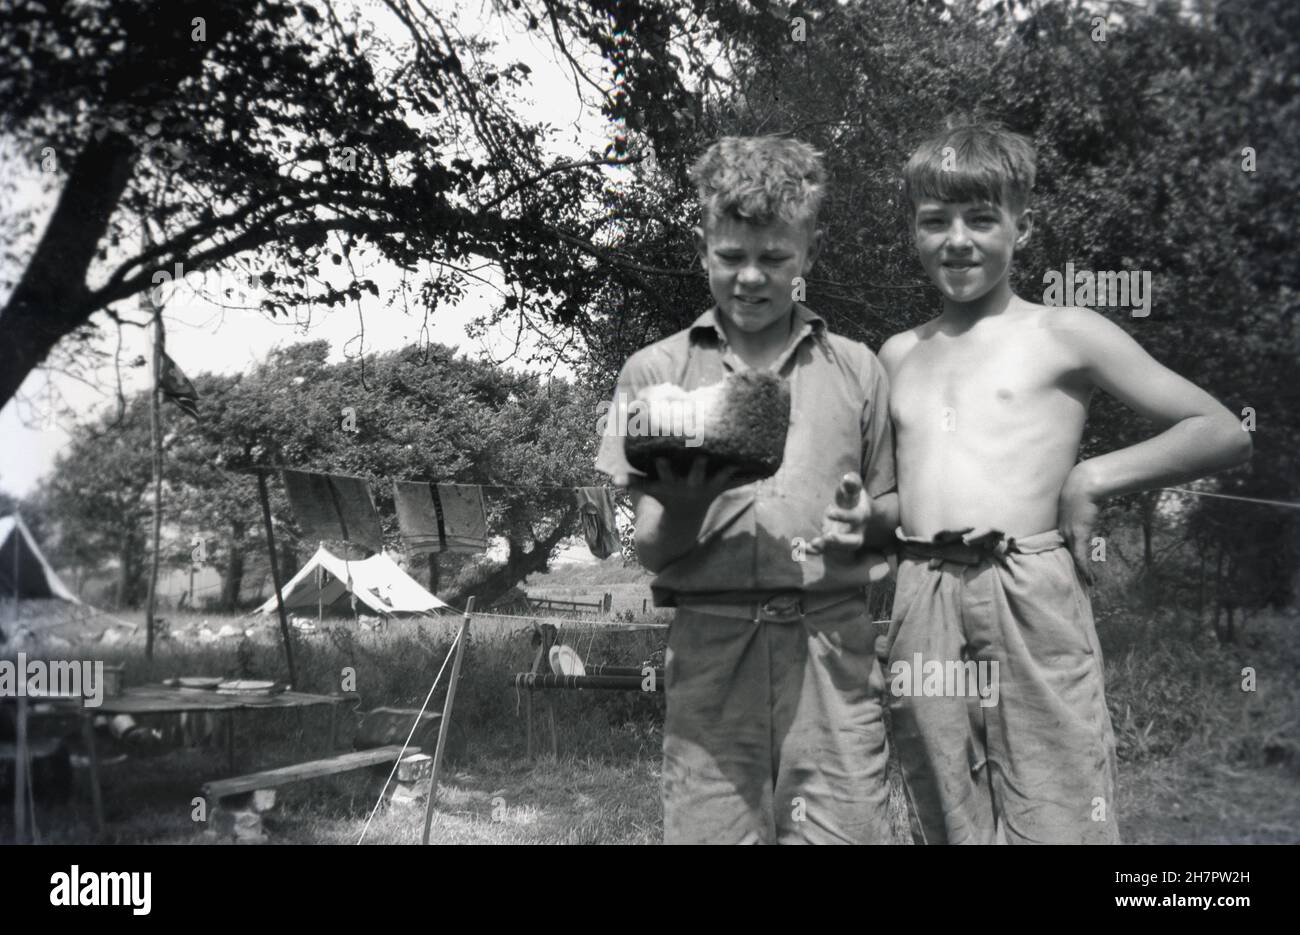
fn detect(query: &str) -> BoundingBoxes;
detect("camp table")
[37,684,349,834]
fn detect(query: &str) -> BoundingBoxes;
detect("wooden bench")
[200,707,459,841]
[202,745,412,800]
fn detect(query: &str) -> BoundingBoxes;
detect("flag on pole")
[159,351,200,419]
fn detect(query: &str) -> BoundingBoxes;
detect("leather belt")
[674,589,866,623]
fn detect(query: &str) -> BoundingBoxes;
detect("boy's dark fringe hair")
[903,118,1037,214]
[689,135,827,228]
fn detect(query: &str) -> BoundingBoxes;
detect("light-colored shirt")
[595,304,895,605]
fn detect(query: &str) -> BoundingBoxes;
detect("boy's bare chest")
[890,333,1068,431]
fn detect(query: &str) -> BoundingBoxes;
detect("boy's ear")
[694,226,708,270]
[804,227,824,272]
[1014,209,1034,252]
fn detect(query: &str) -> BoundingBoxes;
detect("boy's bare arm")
[1058,307,1252,571]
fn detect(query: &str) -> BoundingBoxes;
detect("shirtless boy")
[879,122,1252,844]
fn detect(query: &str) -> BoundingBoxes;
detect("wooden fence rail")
[525,592,612,615]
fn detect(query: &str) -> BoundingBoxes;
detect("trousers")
[663,593,891,844]
[884,529,1120,844]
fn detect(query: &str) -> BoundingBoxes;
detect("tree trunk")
[1140,492,1156,571]
[1218,603,1237,645]
[1196,549,1206,632]
[0,1,242,407]
[115,550,130,610]
[1220,553,1238,645]
[442,509,576,610]
[117,532,145,609]
[0,135,137,407]
[1212,545,1227,643]
[221,520,247,611]
[426,552,440,595]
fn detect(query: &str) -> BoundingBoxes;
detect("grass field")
[2,558,1297,845]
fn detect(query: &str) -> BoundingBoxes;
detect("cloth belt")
[673,589,867,623]
[896,527,1066,570]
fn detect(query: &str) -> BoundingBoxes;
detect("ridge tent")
[0,514,80,604]
[253,546,450,618]
[0,514,135,646]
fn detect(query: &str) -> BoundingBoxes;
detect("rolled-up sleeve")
[859,354,897,499]
[594,349,665,483]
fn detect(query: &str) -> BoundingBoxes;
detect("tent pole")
[12,511,29,843]
[256,470,297,689]
[143,274,164,662]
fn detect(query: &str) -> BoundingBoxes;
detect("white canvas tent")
[253,546,450,617]
[1,514,135,646]
[0,514,80,604]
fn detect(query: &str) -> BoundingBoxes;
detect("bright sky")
[0,0,612,498]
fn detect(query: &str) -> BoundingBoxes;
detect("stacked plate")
[175,676,222,693]
[216,679,282,696]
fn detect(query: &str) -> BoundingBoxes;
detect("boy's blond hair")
[903,121,1036,215]
[689,136,827,229]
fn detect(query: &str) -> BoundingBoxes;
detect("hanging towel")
[393,481,489,554]
[436,484,490,552]
[574,487,621,559]
[393,480,444,556]
[282,469,383,554]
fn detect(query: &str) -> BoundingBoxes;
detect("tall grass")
[5,577,1295,843]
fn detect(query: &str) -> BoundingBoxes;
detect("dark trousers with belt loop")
[662,591,891,844]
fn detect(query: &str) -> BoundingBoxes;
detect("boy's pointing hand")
[808,473,871,557]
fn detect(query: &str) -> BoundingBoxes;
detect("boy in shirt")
[596,136,898,844]
[880,122,1252,844]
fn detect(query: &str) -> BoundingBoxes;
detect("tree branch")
[479,155,643,211]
